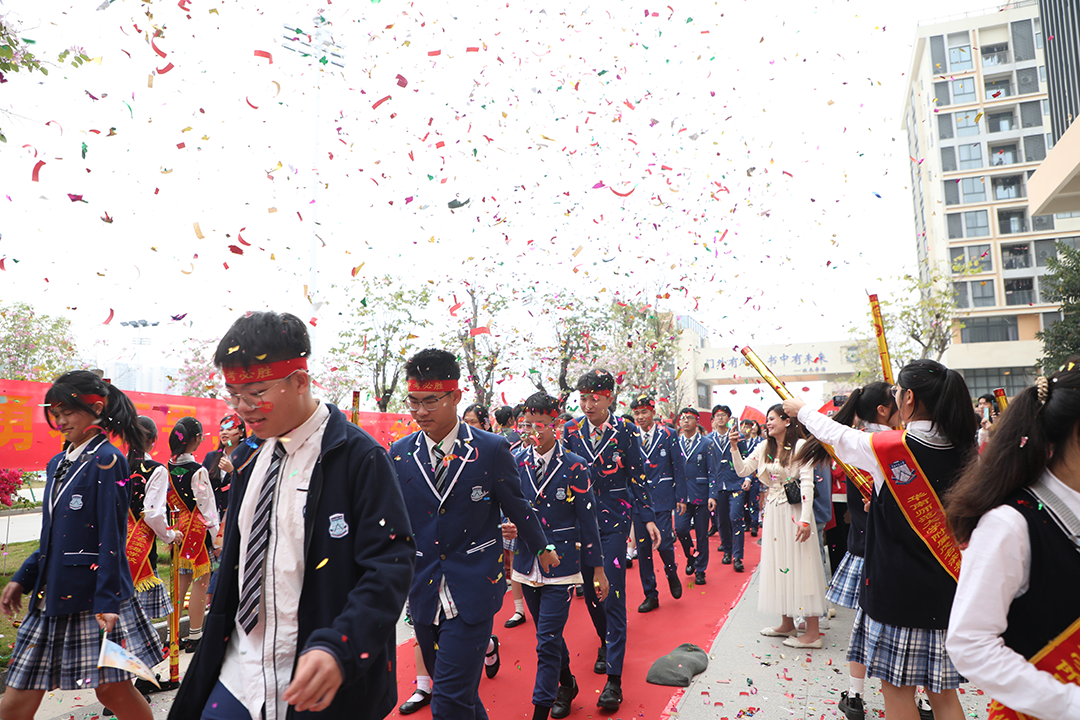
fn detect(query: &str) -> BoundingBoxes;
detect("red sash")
[845,463,874,503]
[125,510,161,591]
[167,485,211,577]
[870,431,962,582]
[988,616,1080,720]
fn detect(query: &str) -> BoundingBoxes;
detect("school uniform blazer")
[13,435,134,616]
[561,414,654,529]
[673,433,712,505]
[391,423,548,627]
[707,432,751,496]
[639,425,677,513]
[171,404,416,720]
[511,444,603,578]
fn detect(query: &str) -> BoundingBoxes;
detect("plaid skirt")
[135,580,174,620]
[825,552,863,609]
[7,596,164,691]
[846,609,965,693]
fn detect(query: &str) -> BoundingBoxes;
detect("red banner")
[0,379,418,471]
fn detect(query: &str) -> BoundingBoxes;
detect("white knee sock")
[850,675,864,696]
[417,675,432,693]
[515,598,525,615]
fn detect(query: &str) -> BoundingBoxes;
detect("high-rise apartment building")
[902,0,1079,397]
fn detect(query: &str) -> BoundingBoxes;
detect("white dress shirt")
[947,471,1080,719]
[139,454,178,542]
[425,420,462,624]
[220,402,330,720]
[512,445,580,587]
[149,454,219,541]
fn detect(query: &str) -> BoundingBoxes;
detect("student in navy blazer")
[506,392,608,720]
[672,408,714,585]
[392,350,555,720]
[629,395,683,613]
[560,370,659,712]
[707,405,751,573]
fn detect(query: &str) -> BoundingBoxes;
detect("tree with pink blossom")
[0,302,83,382]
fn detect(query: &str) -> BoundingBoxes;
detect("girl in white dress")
[730,404,828,649]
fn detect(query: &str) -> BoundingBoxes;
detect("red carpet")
[390,534,762,720]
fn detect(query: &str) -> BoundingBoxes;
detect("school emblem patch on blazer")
[69,494,83,511]
[471,486,486,502]
[556,487,567,501]
[328,513,349,538]
[889,460,916,486]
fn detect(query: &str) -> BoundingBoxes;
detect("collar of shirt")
[640,425,653,445]
[863,422,892,433]
[588,412,610,435]
[274,402,330,457]
[425,419,462,462]
[536,444,557,468]
[65,434,98,461]
[172,453,196,464]
[905,419,945,440]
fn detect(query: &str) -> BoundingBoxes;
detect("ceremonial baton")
[868,294,894,385]
[993,387,1009,413]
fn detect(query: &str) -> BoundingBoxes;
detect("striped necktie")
[536,457,546,483]
[432,444,447,495]
[237,442,285,634]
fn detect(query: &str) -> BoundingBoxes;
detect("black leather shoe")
[180,637,200,654]
[597,681,623,710]
[721,552,732,565]
[838,691,865,720]
[485,635,500,678]
[750,528,759,537]
[734,558,744,573]
[695,571,706,585]
[684,557,695,576]
[708,526,718,536]
[668,574,683,599]
[551,677,578,719]
[505,611,527,628]
[916,698,934,720]
[399,690,432,715]
[637,595,660,613]
[593,645,607,674]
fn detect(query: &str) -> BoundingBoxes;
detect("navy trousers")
[582,528,628,676]
[674,502,710,573]
[632,510,676,598]
[716,489,746,560]
[521,584,573,707]
[743,480,761,530]
[200,681,248,720]
[414,613,495,720]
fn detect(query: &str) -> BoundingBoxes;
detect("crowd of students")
[1,311,1076,720]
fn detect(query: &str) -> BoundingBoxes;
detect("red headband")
[80,394,106,406]
[582,389,612,398]
[407,379,459,392]
[222,357,308,385]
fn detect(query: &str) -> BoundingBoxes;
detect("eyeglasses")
[405,391,453,412]
[519,422,554,432]
[222,371,299,410]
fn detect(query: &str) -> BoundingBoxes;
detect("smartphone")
[982,407,991,421]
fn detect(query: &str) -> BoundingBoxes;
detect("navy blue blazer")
[707,431,752,495]
[391,423,547,626]
[511,444,603,578]
[171,404,415,720]
[13,435,134,616]
[638,424,677,513]
[561,413,654,530]
[673,433,712,505]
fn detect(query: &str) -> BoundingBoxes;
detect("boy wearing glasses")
[503,392,608,720]
[391,349,556,720]
[171,311,416,720]
[561,370,658,712]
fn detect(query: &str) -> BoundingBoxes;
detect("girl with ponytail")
[783,359,977,720]
[0,371,159,720]
[945,360,1080,718]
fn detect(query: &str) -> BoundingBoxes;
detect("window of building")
[1039,65,1047,83]
[1048,132,1055,150]
[953,282,969,309]
[1035,31,1043,49]
[1025,134,1048,162]
[956,111,980,136]
[954,78,977,104]
[971,279,996,307]
[981,43,1009,67]
[993,175,1023,200]
[1035,238,1058,266]
[985,76,1012,100]
[990,143,1018,166]
[941,146,957,172]
[960,315,1019,343]
[1032,214,1056,232]
[937,113,954,140]
[1005,277,1035,305]
[965,210,990,237]
[1002,242,1032,269]
[988,111,1014,132]
[944,180,960,206]
[949,45,973,72]
[952,243,992,271]
[1043,311,1062,331]
[999,209,1027,234]
[960,143,983,169]
[960,365,1038,397]
[1043,99,1051,116]
[961,177,986,203]
[1055,211,1080,219]
[1017,67,1040,94]
[1020,101,1043,128]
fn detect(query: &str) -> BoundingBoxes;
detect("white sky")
[0,0,995,402]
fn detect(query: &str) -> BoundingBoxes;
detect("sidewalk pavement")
[673,567,992,720]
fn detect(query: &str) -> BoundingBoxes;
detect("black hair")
[513,403,526,419]
[576,369,615,394]
[463,403,490,430]
[169,416,204,458]
[764,403,803,467]
[524,392,560,416]
[494,405,515,426]
[978,393,995,405]
[218,413,247,449]
[678,407,699,418]
[711,404,732,416]
[404,348,461,382]
[947,357,1080,544]
[214,311,311,371]
[797,381,894,467]
[630,395,655,410]
[557,412,574,422]
[136,416,158,446]
[44,370,146,468]
[897,359,978,454]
